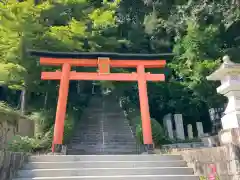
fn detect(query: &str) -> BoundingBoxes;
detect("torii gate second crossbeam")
[30,51,169,153]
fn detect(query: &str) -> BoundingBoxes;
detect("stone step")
[73,128,131,131]
[71,134,134,139]
[68,95,139,155]
[67,149,138,154]
[76,120,129,123]
[71,134,135,138]
[68,145,138,148]
[84,109,123,112]
[70,138,136,143]
[17,167,194,178]
[75,127,132,131]
[23,160,187,169]
[75,124,131,127]
[70,143,137,146]
[67,151,138,155]
[67,147,138,152]
[73,130,133,133]
[71,135,135,139]
[69,142,137,145]
[13,175,199,180]
[69,141,136,144]
[29,155,183,162]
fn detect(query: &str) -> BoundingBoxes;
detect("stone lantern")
[207,55,240,145]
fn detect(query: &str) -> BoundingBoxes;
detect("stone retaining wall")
[170,144,240,180]
[0,151,28,180]
[0,115,34,150]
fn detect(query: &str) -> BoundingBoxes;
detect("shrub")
[28,111,55,138]
[134,116,166,146]
[0,101,22,125]
[7,111,76,153]
[63,114,75,144]
[7,135,42,152]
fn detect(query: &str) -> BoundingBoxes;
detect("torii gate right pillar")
[137,65,154,153]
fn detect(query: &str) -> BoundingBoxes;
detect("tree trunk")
[20,87,26,115]
[44,91,48,109]
[44,81,50,109]
[77,81,81,94]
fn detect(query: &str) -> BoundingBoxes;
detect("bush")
[117,95,167,146]
[7,110,76,153]
[7,135,42,152]
[0,101,22,125]
[134,116,166,146]
[28,111,55,138]
[63,114,75,144]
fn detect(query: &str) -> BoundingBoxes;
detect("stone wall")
[0,151,28,180]
[171,144,240,180]
[0,112,34,150]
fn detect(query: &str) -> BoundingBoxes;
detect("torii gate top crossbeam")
[40,58,166,68]
[29,50,173,60]
[29,50,172,68]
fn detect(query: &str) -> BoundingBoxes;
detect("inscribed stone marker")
[163,114,174,139]
[187,124,193,139]
[196,122,204,137]
[174,114,185,140]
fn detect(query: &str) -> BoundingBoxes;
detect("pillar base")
[143,144,155,154]
[52,144,67,154]
[53,144,63,153]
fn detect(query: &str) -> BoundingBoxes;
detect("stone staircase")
[12,95,199,180]
[67,95,139,155]
[13,154,198,180]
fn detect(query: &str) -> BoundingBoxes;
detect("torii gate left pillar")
[39,56,166,154]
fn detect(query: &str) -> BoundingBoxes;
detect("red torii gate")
[30,50,169,153]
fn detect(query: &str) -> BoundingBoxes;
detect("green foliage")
[63,114,75,144]
[0,101,20,116]
[7,112,75,153]
[171,19,224,107]
[134,116,166,146]
[0,101,23,125]
[0,63,25,89]
[117,93,166,146]
[199,175,220,180]
[7,135,42,153]
[29,111,55,138]
[7,110,54,153]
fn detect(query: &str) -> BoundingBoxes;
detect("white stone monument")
[207,55,240,130]
[163,114,174,139]
[174,114,185,140]
[196,122,204,137]
[187,124,194,139]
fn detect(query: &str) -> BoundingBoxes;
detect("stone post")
[174,114,185,140]
[207,55,240,145]
[196,122,204,138]
[187,124,194,139]
[163,114,174,139]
